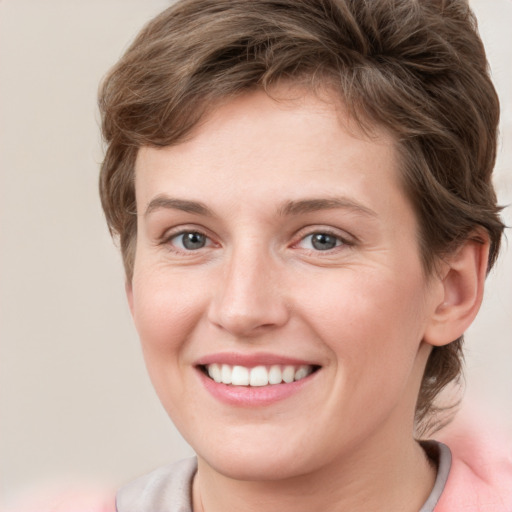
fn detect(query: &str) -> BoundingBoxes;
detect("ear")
[423,233,490,347]
[125,279,135,316]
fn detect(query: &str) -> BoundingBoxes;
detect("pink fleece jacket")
[5,415,511,511]
[435,413,512,511]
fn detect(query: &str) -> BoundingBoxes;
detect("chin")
[202,452,311,482]
[194,432,326,482]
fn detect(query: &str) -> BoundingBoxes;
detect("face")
[129,88,443,481]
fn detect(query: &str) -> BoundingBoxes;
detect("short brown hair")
[98,0,504,432]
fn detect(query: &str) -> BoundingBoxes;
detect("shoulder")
[434,411,512,511]
[116,457,197,512]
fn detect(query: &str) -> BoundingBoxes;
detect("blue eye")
[171,231,209,250]
[299,232,343,251]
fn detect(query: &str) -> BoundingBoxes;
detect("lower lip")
[197,368,317,407]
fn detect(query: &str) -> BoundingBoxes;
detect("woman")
[98,0,511,509]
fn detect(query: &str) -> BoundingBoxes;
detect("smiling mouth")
[199,363,320,387]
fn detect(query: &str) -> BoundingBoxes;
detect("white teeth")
[221,364,232,384]
[268,365,282,385]
[205,363,315,386]
[294,365,310,381]
[249,366,268,386]
[231,365,250,386]
[282,365,295,383]
[208,363,222,383]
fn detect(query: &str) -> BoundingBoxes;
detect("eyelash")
[293,229,353,253]
[159,227,354,255]
[161,229,215,253]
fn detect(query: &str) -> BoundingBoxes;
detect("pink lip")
[194,353,320,407]
[195,352,317,368]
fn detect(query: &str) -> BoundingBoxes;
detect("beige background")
[1,0,511,504]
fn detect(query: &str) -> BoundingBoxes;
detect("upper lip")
[195,352,320,368]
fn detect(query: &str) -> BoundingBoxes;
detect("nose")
[207,245,290,338]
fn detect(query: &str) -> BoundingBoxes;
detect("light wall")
[1,0,511,504]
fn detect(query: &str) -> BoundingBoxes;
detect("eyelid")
[159,225,218,252]
[171,231,212,250]
[157,224,355,253]
[297,233,343,250]
[291,226,356,251]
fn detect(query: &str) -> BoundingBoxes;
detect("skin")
[127,87,478,511]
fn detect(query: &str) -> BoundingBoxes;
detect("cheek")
[306,271,429,424]
[130,269,207,356]
[129,271,208,419]
[296,268,429,365]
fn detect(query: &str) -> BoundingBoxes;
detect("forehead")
[134,87,403,205]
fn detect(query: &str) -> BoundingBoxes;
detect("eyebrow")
[144,196,213,217]
[144,195,377,219]
[278,197,377,217]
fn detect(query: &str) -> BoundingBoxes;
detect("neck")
[192,432,436,512]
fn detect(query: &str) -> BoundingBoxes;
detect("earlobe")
[424,233,490,347]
